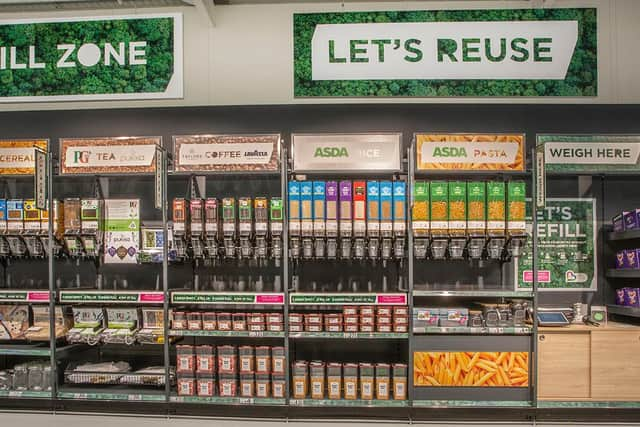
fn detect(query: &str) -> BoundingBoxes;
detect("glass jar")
[28,365,44,391]
[12,365,29,391]
[469,310,484,328]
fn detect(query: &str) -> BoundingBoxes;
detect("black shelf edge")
[608,229,640,241]
[606,269,640,278]
[607,304,640,318]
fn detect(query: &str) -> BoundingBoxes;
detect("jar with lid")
[12,365,29,391]
[42,366,53,392]
[483,304,499,327]
[497,304,513,327]
[469,310,484,328]
[27,365,44,391]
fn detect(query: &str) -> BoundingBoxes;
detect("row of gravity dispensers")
[0,180,525,261]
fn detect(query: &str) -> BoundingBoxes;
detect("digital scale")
[536,311,570,327]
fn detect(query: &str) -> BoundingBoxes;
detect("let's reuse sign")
[294,8,596,97]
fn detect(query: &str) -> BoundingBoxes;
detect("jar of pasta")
[448,181,467,237]
[487,181,506,237]
[507,181,526,236]
[430,181,448,237]
[467,182,486,237]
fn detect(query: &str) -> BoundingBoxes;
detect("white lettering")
[129,41,147,65]
[10,47,26,69]
[105,42,125,66]
[56,44,76,68]
[28,46,45,69]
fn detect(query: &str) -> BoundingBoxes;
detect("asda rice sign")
[0,14,182,102]
[294,8,597,97]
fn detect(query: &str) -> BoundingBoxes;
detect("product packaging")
[300,182,313,237]
[269,197,283,236]
[219,374,237,397]
[6,199,24,232]
[288,181,301,237]
[0,305,29,340]
[325,181,338,237]
[467,182,486,236]
[507,181,527,236]
[239,346,255,373]
[23,199,41,232]
[238,197,253,236]
[379,181,393,236]
[256,374,270,398]
[205,198,219,236]
[375,363,390,400]
[327,363,342,400]
[254,197,268,237]
[190,199,204,237]
[217,345,237,374]
[339,181,352,237]
[392,364,407,400]
[353,181,366,236]
[367,181,380,236]
[176,345,196,374]
[0,199,7,233]
[412,181,429,237]
[359,363,375,400]
[172,198,188,235]
[272,374,286,398]
[439,308,469,327]
[448,181,467,236]
[343,363,358,400]
[616,288,626,305]
[413,308,440,329]
[310,361,325,399]
[196,345,216,373]
[103,199,140,264]
[626,249,640,269]
[292,361,308,399]
[255,346,271,374]
[313,181,326,237]
[197,373,215,397]
[616,251,626,269]
[393,181,406,236]
[240,373,255,397]
[623,209,640,230]
[613,213,627,232]
[430,182,448,237]
[487,182,506,237]
[624,288,640,307]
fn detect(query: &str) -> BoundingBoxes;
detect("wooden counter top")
[539,321,640,332]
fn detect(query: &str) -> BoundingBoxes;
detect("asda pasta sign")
[0,14,182,102]
[294,8,597,97]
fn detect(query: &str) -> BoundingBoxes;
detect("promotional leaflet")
[104,199,140,264]
[60,137,160,175]
[0,140,48,175]
[416,134,525,172]
[294,8,596,97]
[173,134,280,172]
[516,198,597,291]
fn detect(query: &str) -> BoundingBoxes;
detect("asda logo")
[314,147,349,158]
[432,147,467,157]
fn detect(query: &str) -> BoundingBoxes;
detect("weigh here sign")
[294,8,597,97]
[516,198,597,291]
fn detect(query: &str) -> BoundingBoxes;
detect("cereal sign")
[0,139,48,175]
[416,134,525,171]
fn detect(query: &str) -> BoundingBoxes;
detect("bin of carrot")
[413,351,528,387]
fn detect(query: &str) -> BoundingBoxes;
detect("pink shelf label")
[376,294,407,305]
[523,270,551,283]
[138,293,165,303]
[256,294,285,304]
[27,292,50,302]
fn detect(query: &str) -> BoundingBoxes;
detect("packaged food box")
[327,363,342,400]
[377,315,392,325]
[624,209,640,230]
[292,361,308,399]
[240,373,255,397]
[616,288,626,305]
[300,181,313,236]
[507,181,526,235]
[359,363,375,400]
[172,198,188,235]
[467,182,486,236]
[205,198,219,235]
[339,181,353,236]
[392,364,407,400]
[310,361,325,399]
[343,363,358,400]
[269,198,283,236]
[196,345,215,373]
[625,249,640,269]
[176,345,196,373]
[430,181,448,236]
[377,324,392,333]
[413,308,440,328]
[487,181,506,237]
[448,181,467,237]
[271,346,286,374]
[439,308,469,327]
[196,373,215,397]
[23,199,41,232]
[177,374,195,396]
[412,181,429,236]
[272,374,286,398]
[613,213,627,232]
[375,363,390,400]
[219,374,238,397]
[239,346,255,373]
[256,374,270,398]
[624,288,640,307]
[353,181,366,236]
[377,307,392,316]
[616,251,626,269]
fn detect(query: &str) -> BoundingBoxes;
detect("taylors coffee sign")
[294,8,597,97]
[0,139,48,175]
[292,133,402,172]
[60,137,161,175]
[173,135,280,172]
[0,14,182,102]
[416,134,525,171]
[539,135,640,173]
